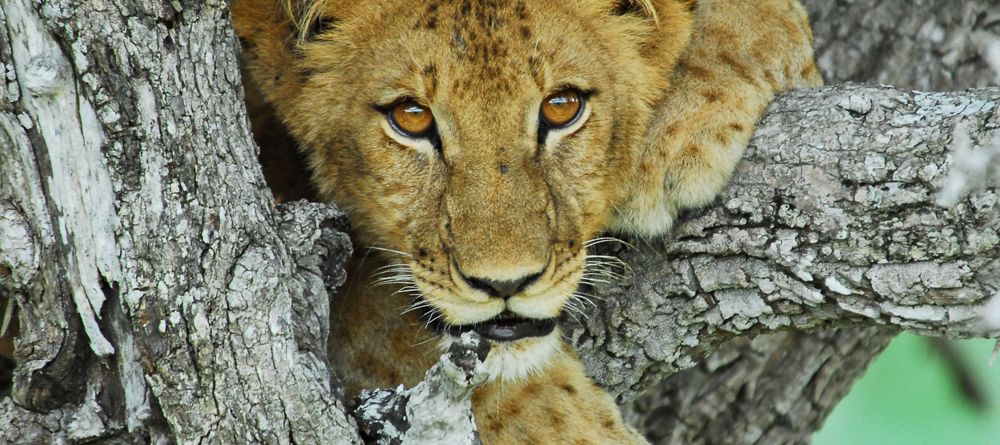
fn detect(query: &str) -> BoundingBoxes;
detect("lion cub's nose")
[463,272,542,299]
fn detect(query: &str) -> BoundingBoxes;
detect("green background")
[813,334,1000,445]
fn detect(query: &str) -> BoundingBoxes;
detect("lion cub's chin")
[440,328,565,382]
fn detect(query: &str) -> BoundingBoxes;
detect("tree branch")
[627,1,1000,443]
[575,84,1000,402]
[625,326,892,445]
[808,0,999,91]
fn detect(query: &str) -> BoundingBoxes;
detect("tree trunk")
[1,0,359,442]
[0,1,997,444]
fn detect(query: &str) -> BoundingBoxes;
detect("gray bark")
[0,1,997,444]
[625,1,1000,443]
[354,332,488,445]
[626,327,892,445]
[617,85,1000,442]
[1,0,359,442]
[809,0,1000,91]
[581,84,1000,402]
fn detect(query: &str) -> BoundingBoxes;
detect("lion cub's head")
[236,0,691,377]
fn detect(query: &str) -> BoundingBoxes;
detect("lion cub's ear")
[232,0,353,116]
[281,0,363,41]
[609,0,694,86]
[233,0,301,101]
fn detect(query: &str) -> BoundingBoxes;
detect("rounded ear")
[611,0,694,82]
[231,0,347,118]
[282,0,347,41]
[232,0,301,102]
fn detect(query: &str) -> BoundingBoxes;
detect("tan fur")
[233,0,820,443]
[612,0,823,235]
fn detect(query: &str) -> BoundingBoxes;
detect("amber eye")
[389,100,434,137]
[540,90,583,128]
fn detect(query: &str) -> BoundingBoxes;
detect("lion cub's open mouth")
[429,311,557,342]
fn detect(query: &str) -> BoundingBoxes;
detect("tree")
[1,0,997,443]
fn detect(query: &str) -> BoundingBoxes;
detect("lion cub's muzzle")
[442,268,557,341]
[431,311,557,342]
[461,270,543,299]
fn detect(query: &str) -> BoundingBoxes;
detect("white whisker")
[572,290,605,302]
[585,254,630,270]
[579,275,612,285]
[411,331,441,348]
[400,299,434,316]
[366,245,413,258]
[369,266,412,278]
[421,311,445,331]
[392,285,421,296]
[562,299,588,324]
[583,268,625,280]
[583,236,635,250]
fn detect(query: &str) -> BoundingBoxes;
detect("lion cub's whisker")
[562,299,589,324]
[583,260,626,273]
[572,290,605,302]
[366,261,416,289]
[584,254,631,270]
[420,310,445,332]
[579,275,612,285]
[372,278,415,288]
[583,236,635,250]
[399,299,433,316]
[583,267,625,281]
[369,270,412,281]
[369,264,411,276]
[392,285,421,295]
[370,272,416,287]
[365,245,413,258]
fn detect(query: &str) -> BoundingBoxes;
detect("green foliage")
[814,334,1000,445]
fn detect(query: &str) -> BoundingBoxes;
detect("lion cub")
[233,0,820,442]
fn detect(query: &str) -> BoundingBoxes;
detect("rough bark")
[354,333,489,445]
[573,84,1000,401]
[622,1,1000,443]
[1,0,359,442]
[808,0,1000,91]
[625,327,892,445]
[0,1,998,444]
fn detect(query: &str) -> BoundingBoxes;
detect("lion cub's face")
[282,0,690,371]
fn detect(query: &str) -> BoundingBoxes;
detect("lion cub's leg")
[611,0,823,236]
[473,348,647,445]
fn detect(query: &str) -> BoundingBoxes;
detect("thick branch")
[807,0,999,91]
[626,326,892,445]
[576,84,1000,402]
[627,2,1000,443]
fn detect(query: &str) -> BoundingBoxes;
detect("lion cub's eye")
[540,90,583,128]
[389,100,435,138]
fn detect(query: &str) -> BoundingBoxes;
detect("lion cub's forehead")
[362,0,601,96]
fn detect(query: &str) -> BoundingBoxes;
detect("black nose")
[463,272,542,299]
